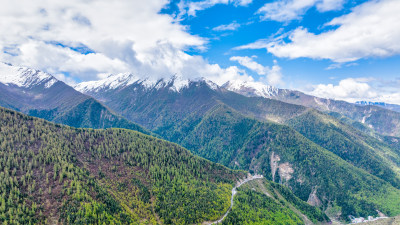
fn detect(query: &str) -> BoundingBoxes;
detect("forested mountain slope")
[0,107,333,225]
[0,63,149,134]
[286,109,400,188]
[76,76,400,220]
[0,107,247,224]
[169,104,400,219]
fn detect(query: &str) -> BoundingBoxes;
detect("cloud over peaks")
[230,56,283,86]
[0,0,254,85]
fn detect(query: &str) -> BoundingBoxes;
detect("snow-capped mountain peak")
[0,62,58,89]
[222,80,279,98]
[74,73,141,93]
[166,74,189,92]
[74,73,221,94]
[196,77,219,90]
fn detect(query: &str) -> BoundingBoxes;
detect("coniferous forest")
[0,107,332,224]
[0,107,243,224]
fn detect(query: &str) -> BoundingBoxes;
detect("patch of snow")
[45,79,57,88]
[204,79,219,90]
[140,78,158,89]
[222,80,279,98]
[168,75,189,92]
[0,62,57,88]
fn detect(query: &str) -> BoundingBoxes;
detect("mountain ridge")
[0,62,150,134]
[0,62,58,89]
[74,75,400,219]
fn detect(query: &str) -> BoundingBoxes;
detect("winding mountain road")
[209,174,264,224]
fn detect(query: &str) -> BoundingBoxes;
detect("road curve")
[209,174,264,225]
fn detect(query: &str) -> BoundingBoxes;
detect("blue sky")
[162,0,400,102]
[0,0,399,103]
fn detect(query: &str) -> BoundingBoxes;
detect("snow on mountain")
[203,79,219,90]
[222,80,279,98]
[75,73,219,93]
[0,61,276,98]
[167,75,189,92]
[0,62,58,89]
[75,73,141,93]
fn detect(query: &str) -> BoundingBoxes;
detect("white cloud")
[309,78,400,104]
[182,0,252,17]
[53,73,78,86]
[317,0,346,12]
[233,28,287,50]
[265,60,283,86]
[230,56,283,86]
[379,93,400,105]
[258,0,316,22]
[234,39,270,50]
[0,0,251,84]
[257,0,345,22]
[213,21,241,31]
[234,0,253,6]
[264,0,400,62]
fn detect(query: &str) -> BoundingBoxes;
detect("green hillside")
[286,109,400,188]
[0,107,332,224]
[76,80,400,221]
[157,104,400,219]
[0,107,245,224]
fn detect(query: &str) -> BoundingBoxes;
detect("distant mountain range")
[0,62,149,134]
[2,63,400,222]
[223,80,400,137]
[76,73,400,137]
[356,101,400,113]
